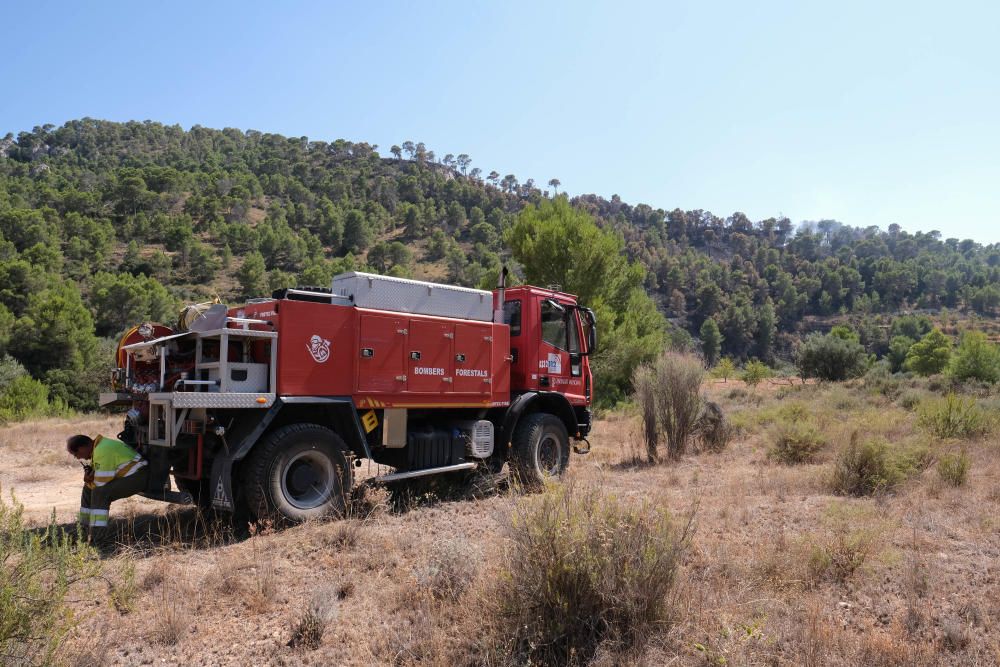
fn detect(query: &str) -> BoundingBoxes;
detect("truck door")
[538,298,587,403]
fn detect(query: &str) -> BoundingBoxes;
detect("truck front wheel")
[511,413,570,489]
[242,424,352,523]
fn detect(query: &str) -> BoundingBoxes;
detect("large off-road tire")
[241,424,353,523]
[510,413,570,490]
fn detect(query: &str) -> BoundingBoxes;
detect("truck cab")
[503,286,595,408]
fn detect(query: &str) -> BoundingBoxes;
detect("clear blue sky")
[2,1,997,243]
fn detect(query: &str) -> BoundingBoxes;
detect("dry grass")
[4,378,994,666]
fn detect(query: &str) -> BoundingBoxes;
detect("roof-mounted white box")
[331,272,494,322]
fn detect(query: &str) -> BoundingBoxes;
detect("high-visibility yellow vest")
[90,435,146,488]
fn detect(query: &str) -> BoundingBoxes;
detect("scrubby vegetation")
[632,351,708,461]
[769,420,827,464]
[917,393,993,439]
[0,492,106,666]
[490,483,689,665]
[937,450,971,487]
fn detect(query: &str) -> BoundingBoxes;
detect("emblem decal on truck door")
[547,353,562,374]
[307,335,331,363]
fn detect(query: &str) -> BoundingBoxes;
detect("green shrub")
[0,375,50,423]
[937,451,970,487]
[917,394,992,439]
[1,491,103,665]
[905,328,952,376]
[741,359,771,388]
[864,360,901,399]
[830,436,901,496]
[796,333,868,381]
[769,421,827,464]
[0,356,28,393]
[949,331,1000,384]
[493,484,689,665]
[711,357,737,382]
[887,335,915,373]
[898,390,925,411]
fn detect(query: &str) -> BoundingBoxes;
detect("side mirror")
[581,307,597,355]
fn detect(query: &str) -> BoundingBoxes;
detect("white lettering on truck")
[413,367,445,376]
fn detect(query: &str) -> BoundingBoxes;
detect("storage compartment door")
[357,312,407,393]
[406,319,454,393]
[454,322,492,395]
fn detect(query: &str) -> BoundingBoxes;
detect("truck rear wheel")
[511,413,570,489]
[242,424,352,523]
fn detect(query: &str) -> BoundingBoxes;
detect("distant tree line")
[0,119,998,413]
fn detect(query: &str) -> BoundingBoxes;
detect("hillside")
[1,119,999,411]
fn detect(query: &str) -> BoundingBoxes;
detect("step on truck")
[100,270,596,521]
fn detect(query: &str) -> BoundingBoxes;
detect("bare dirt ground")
[3,380,999,666]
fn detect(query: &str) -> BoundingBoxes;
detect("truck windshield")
[541,299,568,350]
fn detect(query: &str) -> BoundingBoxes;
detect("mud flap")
[210,456,235,511]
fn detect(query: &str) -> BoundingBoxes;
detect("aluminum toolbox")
[331,272,493,322]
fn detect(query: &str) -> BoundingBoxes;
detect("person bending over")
[66,434,148,542]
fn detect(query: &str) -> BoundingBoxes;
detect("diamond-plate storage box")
[331,272,494,322]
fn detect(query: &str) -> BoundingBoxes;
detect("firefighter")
[66,434,148,542]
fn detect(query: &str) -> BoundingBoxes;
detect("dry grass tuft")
[288,587,339,650]
[413,538,480,602]
[150,580,192,645]
[328,519,362,550]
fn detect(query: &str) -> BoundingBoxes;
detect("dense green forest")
[0,119,998,414]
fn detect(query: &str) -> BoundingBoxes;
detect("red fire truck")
[100,271,596,521]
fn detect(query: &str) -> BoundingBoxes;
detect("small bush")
[711,357,737,382]
[0,355,28,392]
[864,360,901,399]
[917,394,992,439]
[1,491,103,664]
[769,421,827,464]
[905,328,952,376]
[413,538,479,601]
[694,401,732,453]
[796,333,868,381]
[288,587,339,650]
[937,451,970,487]
[830,436,901,496]
[741,359,772,388]
[897,390,925,411]
[630,351,704,461]
[949,331,1000,383]
[806,504,881,583]
[655,352,704,459]
[492,483,690,665]
[807,529,878,583]
[0,375,51,423]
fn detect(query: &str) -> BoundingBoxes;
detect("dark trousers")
[80,467,149,528]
